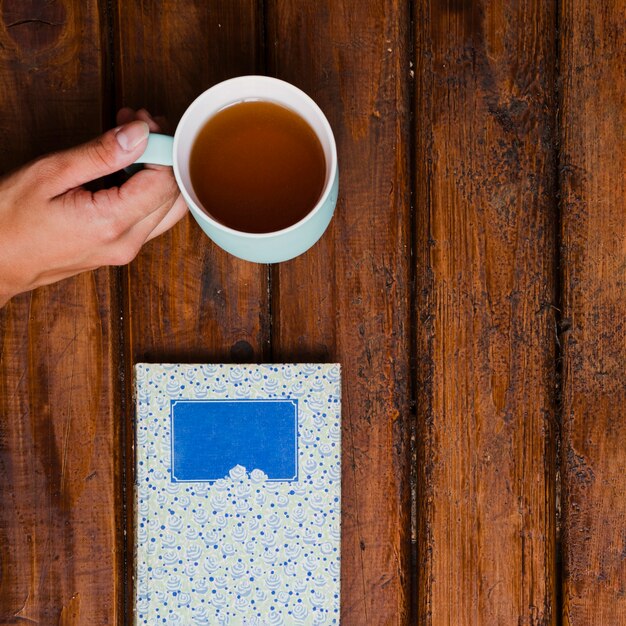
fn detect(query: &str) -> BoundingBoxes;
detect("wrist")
[0,276,17,307]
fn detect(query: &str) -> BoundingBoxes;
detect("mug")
[135,76,338,264]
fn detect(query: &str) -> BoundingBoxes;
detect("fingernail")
[115,121,149,151]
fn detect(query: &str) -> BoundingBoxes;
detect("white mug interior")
[172,76,337,238]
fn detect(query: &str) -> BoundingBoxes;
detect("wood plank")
[266,2,412,622]
[414,2,558,623]
[0,2,121,624]
[559,1,626,623]
[115,3,267,617]
[115,1,267,364]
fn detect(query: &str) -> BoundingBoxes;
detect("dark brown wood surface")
[114,1,268,618]
[0,1,624,624]
[266,1,412,622]
[0,2,121,624]
[414,2,558,623]
[115,0,268,365]
[560,1,626,624]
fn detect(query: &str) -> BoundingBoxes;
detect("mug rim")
[172,75,338,240]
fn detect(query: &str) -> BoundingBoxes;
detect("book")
[134,363,341,625]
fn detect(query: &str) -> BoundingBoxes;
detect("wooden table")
[1,1,624,624]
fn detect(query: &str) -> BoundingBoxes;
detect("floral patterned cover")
[134,363,341,625]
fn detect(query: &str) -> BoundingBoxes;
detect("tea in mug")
[189,101,326,234]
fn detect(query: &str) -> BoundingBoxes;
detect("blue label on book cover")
[171,399,298,482]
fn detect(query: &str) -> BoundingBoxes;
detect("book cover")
[134,363,341,625]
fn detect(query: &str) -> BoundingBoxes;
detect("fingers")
[91,167,180,232]
[117,108,169,171]
[39,121,150,196]
[63,169,179,267]
[136,109,162,133]
[43,109,184,272]
[103,192,187,266]
[145,194,188,241]
[108,194,188,265]
[118,107,162,133]
[116,107,136,126]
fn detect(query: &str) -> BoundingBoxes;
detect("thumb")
[43,120,150,195]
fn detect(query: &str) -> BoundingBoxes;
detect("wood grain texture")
[115,2,267,620]
[266,1,412,622]
[559,1,626,623]
[0,1,121,624]
[414,2,558,623]
[0,2,622,623]
[115,0,268,364]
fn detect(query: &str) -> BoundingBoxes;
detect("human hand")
[0,109,187,306]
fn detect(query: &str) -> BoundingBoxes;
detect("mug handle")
[133,133,174,166]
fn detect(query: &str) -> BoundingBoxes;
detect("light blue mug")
[135,76,338,264]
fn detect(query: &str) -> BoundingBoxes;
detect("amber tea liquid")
[189,100,326,234]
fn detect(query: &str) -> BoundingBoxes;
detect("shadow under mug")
[135,76,338,264]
